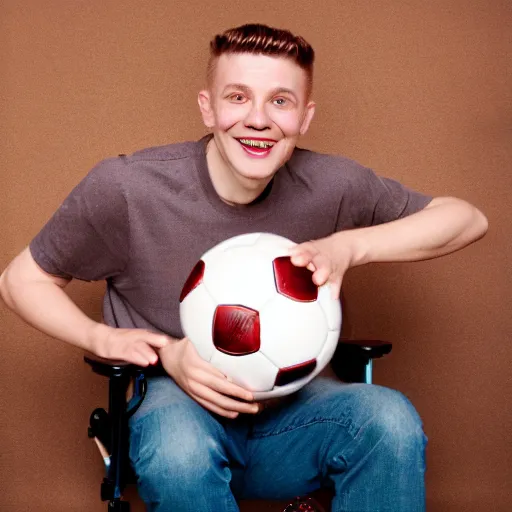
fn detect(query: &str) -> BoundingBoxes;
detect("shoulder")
[286,146,374,187]
[83,139,204,188]
[125,139,204,163]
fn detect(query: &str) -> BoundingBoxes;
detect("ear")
[198,90,215,128]
[299,101,316,136]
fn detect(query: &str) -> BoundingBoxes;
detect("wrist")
[332,229,371,268]
[86,322,114,356]
[158,337,183,377]
[158,335,182,361]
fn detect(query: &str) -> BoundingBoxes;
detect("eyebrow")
[223,83,298,99]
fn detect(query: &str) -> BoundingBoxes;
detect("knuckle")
[187,380,200,395]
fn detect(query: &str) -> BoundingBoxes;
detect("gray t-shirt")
[29,137,432,338]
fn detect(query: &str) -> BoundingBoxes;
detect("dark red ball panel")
[275,359,317,387]
[213,305,261,356]
[179,260,205,303]
[273,256,318,302]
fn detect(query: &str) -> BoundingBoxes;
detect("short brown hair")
[207,24,315,92]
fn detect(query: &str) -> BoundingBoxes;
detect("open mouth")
[237,138,276,158]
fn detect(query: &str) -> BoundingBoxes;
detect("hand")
[89,323,170,366]
[289,233,357,299]
[159,338,261,419]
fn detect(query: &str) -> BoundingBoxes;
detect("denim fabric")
[128,376,426,512]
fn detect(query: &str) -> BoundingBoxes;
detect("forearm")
[0,250,108,352]
[345,196,488,266]
[1,248,172,365]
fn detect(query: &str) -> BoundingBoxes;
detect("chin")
[236,166,277,183]
[233,155,280,176]
[233,155,287,180]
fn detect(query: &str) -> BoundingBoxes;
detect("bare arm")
[290,196,488,294]
[346,196,488,266]
[0,247,169,365]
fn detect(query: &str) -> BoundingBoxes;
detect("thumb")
[289,243,315,266]
[144,332,172,348]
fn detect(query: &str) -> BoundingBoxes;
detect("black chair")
[85,339,392,511]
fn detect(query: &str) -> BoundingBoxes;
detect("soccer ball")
[179,233,342,399]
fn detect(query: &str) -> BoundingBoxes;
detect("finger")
[329,277,343,300]
[192,356,255,401]
[312,266,330,286]
[191,384,257,415]
[186,344,255,402]
[253,402,265,412]
[190,381,259,414]
[290,252,312,267]
[289,242,314,255]
[192,355,233,380]
[307,262,316,272]
[143,333,171,349]
[193,395,239,418]
[124,350,151,367]
[183,339,228,379]
[104,341,147,365]
[132,343,159,366]
[202,372,255,402]
[190,356,244,389]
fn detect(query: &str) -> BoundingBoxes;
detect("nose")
[244,101,271,131]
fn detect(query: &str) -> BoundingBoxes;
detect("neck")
[205,138,271,205]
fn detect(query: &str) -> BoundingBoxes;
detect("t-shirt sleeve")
[29,157,130,281]
[336,165,433,231]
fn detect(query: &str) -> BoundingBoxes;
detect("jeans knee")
[358,386,427,456]
[130,406,229,497]
[323,385,426,510]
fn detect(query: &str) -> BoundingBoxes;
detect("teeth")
[239,139,275,149]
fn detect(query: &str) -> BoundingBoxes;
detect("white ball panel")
[315,330,340,369]
[253,331,340,400]
[317,284,343,331]
[179,285,216,362]
[201,233,261,263]
[210,351,278,392]
[252,232,296,259]
[259,295,328,367]
[203,248,276,310]
[253,376,309,400]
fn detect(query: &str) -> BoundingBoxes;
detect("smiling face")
[198,53,315,204]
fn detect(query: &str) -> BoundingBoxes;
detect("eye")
[273,97,288,106]
[229,93,246,103]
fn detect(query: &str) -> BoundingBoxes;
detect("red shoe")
[282,496,326,512]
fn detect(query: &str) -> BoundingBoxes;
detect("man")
[0,23,487,512]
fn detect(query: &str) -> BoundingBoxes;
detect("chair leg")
[107,499,130,511]
[99,371,131,509]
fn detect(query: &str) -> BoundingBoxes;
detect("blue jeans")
[128,376,426,512]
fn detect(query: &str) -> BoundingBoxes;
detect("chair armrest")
[330,339,392,384]
[84,353,166,378]
[336,339,392,359]
[84,353,137,378]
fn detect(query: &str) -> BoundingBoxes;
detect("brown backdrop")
[1,1,511,511]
